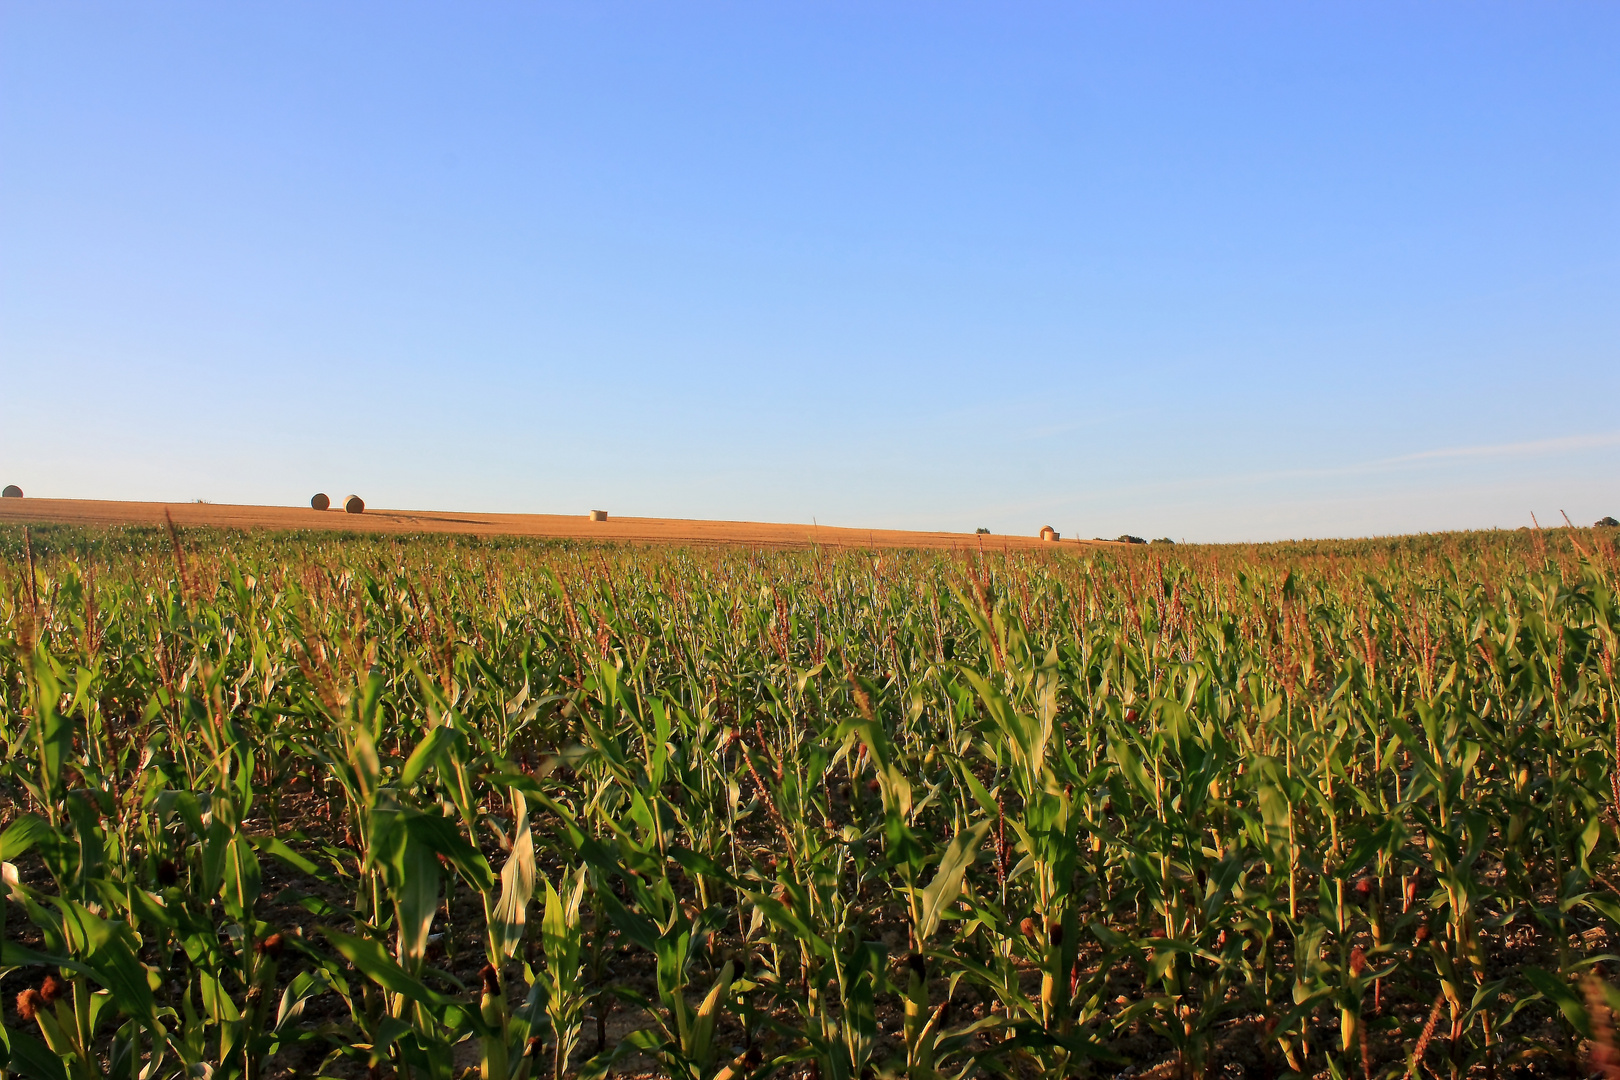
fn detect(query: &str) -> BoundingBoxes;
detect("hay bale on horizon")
[589,509,608,522]
[1,485,21,499]
[345,495,365,514]
[311,493,330,511]
[1039,525,1059,541]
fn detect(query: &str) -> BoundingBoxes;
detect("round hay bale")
[310,492,330,511]
[344,495,365,514]
[1,485,21,499]
[589,509,608,522]
[1039,525,1058,541]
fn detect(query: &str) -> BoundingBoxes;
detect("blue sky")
[2,2,1616,541]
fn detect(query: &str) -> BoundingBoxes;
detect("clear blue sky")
[2,3,1616,541]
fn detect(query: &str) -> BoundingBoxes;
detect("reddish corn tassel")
[16,989,44,1023]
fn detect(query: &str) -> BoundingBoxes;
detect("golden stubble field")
[0,497,1112,551]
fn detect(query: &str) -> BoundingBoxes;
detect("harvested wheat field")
[0,497,1113,551]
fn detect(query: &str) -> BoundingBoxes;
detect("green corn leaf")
[98,881,176,933]
[491,791,535,959]
[1521,966,1590,1036]
[221,833,262,923]
[200,816,231,900]
[376,818,440,970]
[1,940,95,978]
[200,968,243,1023]
[51,900,160,1029]
[0,814,53,861]
[539,875,582,996]
[668,847,742,890]
[402,810,495,894]
[915,821,989,944]
[5,1026,69,1080]
[400,723,456,789]
[24,651,73,804]
[250,835,324,878]
[320,928,464,1014]
[986,1019,1122,1064]
[685,959,734,1066]
[275,969,334,1034]
[745,889,834,959]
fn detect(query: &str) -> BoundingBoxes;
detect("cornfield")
[4,522,1620,1080]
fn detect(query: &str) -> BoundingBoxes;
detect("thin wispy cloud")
[1240,431,1620,486]
[969,431,1620,524]
[1366,432,1620,468]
